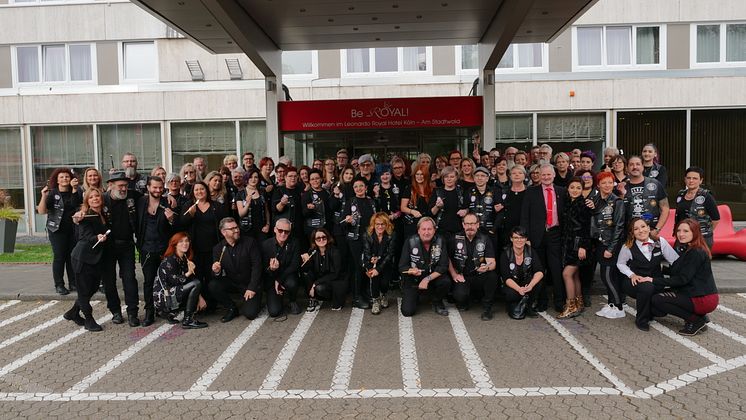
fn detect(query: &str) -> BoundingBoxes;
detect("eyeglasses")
[185,171,195,175]
[511,236,527,240]
[314,235,327,241]
[277,228,291,234]
[222,226,239,231]
[464,221,479,226]
[581,175,593,179]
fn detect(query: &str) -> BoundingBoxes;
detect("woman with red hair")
[649,219,719,336]
[400,163,433,239]
[154,232,208,329]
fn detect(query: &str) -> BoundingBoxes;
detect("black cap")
[107,170,128,183]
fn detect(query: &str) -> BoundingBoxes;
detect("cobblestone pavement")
[1,294,746,419]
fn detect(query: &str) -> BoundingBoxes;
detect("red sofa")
[659,205,746,260]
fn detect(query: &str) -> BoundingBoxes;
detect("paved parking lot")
[1,294,746,419]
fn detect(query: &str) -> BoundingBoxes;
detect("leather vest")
[452,232,488,274]
[238,192,265,233]
[306,190,326,229]
[676,188,713,237]
[103,191,138,238]
[406,234,446,274]
[467,186,496,231]
[504,246,536,286]
[627,240,664,278]
[347,196,376,240]
[45,189,65,233]
[625,177,662,226]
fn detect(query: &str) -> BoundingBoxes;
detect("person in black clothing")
[557,177,592,319]
[272,166,305,246]
[181,181,227,307]
[302,228,346,311]
[675,167,720,248]
[99,171,141,327]
[400,164,432,241]
[38,167,82,295]
[166,173,190,232]
[236,169,271,240]
[67,188,108,332]
[399,217,451,317]
[345,178,378,309]
[498,165,527,253]
[136,176,176,326]
[520,163,566,312]
[430,166,467,239]
[650,219,719,336]
[374,164,401,220]
[355,154,377,197]
[501,226,545,320]
[262,218,302,318]
[619,156,669,241]
[641,143,668,187]
[362,213,397,315]
[154,232,207,329]
[449,213,499,321]
[617,218,680,330]
[329,165,356,295]
[301,169,330,237]
[210,217,263,322]
[553,152,573,188]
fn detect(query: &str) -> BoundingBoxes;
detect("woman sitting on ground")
[500,226,545,320]
[154,232,208,329]
[650,219,719,336]
[301,228,345,311]
[362,212,397,315]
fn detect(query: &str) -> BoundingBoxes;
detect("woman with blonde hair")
[223,154,239,171]
[459,158,476,191]
[362,212,397,314]
[81,167,103,192]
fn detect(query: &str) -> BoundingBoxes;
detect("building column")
[265,74,282,160]
[479,68,496,152]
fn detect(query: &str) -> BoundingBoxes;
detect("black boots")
[220,308,238,323]
[142,309,155,327]
[84,314,103,332]
[63,304,85,326]
[182,313,208,329]
[128,314,140,327]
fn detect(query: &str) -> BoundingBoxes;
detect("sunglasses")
[314,236,327,241]
[277,228,291,234]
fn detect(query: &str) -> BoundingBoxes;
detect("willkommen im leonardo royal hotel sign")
[278,96,483,132]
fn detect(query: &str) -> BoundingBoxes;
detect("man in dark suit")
[520,163,566,312]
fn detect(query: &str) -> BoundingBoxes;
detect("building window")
[0,128,24,211]
[31,125,94,232]
[538,113,607,170]
[282,51,318,77]
[574,25,664,70]
[14,43,95,85]
[457,45,479,73]
[495,114,533,152]
[239,121,267,159]
[171,121,237,171]
[98,124,162,174]
[497,43,547,71]
[341,47,431,76]
[122,41,157,81]
[693,23,746,66]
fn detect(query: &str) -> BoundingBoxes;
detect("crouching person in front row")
[154,232,208,329]
[210,217,263,323]
[262,218,302,318]
[399,217,451,317]
[501,226,545,320]
[301,228,346,312]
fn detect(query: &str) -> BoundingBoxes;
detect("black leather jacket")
[590,192,625,253]
[362,231,397,272]
[562,195,592,251]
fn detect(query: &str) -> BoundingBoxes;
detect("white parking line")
[259,310,319,392]
[738,293,746,300]
[0,301,58,329]
[0,302,100,352]
[447,310,494,390]
[0,313,113,379]
[190,312,268,392]
[67,320,178,392]
[623,306,726,364]
[0,300,21,312]
[398,299,420,390]
[707,322,746,347]
[639,355,746,398]
[717,304,746,320]
[330,308,364,390]
[540,312,636,396]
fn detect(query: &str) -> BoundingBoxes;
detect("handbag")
[509,295,529,320]
[156,275,180,312]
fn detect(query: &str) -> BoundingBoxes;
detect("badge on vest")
[695,196,705,205]
[646,183,657,191]
[484,196,493,205]
[509,263,515,270]
[476,242,485,252]
[54,194,60,200]
[524,257,532,265]
[650,170,659,177]
[650,199,657,207]
[412,247,418,255]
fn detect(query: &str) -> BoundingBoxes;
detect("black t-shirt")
[142,212,162,253]
[625,178,667,220]
[430,187,464,234]
[109,198,134,241]
[193,206,219,252]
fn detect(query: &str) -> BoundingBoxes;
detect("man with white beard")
[101,171,141,327]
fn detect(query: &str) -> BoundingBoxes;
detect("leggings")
[369,266,392,299]
[181,279,202,316]
[596,242,622,309]
[651,291,698,323]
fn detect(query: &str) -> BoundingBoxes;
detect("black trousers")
[651,291,698,323]
[503,281,544,305]
[193,250,214,304]
[622,280,655,326]
[49,229,76,289]
[535,229,564,310]
[209,277,263,320]
[101,240,138,315]
[75,263,101,316]
[305,276,347,309]
[181,279,203,316]
[265,273,300,317]
[367,266,393,299]
[596,243,623,309]
[400,273,451,317]
[348,239,367,302]
[452,271,499,309]
[140,250,164,312]
[579,242,597,298]
[333,232,352,292]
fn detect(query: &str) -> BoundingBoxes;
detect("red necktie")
[545,187,553,227]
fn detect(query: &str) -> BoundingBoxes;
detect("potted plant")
[0,189,21,254]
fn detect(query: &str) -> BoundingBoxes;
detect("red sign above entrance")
[278,96,483,132]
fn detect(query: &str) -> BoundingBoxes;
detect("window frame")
[281,50,319,80]
[118,40,159,83]
[11,43,97,86]
[455,45,479,75]
[495,43,549,73]
[340,46,433,77]
[690,22,746,68]
[572,24,667,71]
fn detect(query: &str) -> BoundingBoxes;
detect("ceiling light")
[185,60,204,81]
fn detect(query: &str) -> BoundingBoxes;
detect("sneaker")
[331,306,343,311]
[679,318,707,336]
[595,304,614,318]
[432,302,449,316]
[306,298,319,312]
[371,299,381,315]
[606,306,626,319]
[380,293,389,308]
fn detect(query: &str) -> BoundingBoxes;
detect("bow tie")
[642,242,653,247]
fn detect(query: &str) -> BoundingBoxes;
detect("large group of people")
[38,141,720,337]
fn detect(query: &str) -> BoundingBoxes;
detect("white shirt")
[616,238,679,279]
